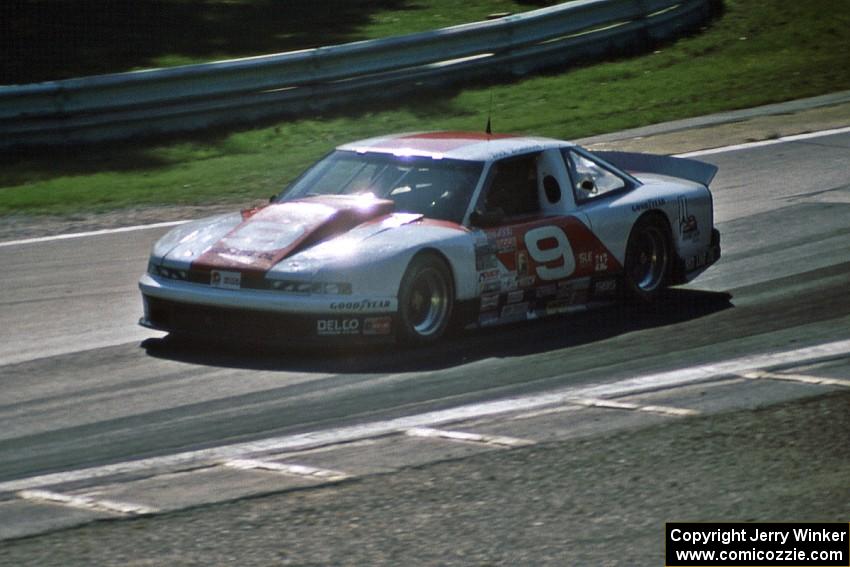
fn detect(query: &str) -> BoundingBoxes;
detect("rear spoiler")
[594,151,718,187]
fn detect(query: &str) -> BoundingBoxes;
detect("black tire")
[623,214,672,302]
[396,253,454,345]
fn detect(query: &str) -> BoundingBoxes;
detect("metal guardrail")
[0,0,715,148]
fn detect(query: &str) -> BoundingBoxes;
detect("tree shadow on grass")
[2,0,415,85]
[141,288,734,374]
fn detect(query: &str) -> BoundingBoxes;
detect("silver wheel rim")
[407,267,450,337]
[629,225,668,292]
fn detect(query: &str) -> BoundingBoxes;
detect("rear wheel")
[623,214,671,302]
[396,253,454,345]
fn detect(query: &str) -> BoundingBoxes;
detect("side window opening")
[563,150,626,203]
[482,154,540,218]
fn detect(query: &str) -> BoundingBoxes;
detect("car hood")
[155,195,426,275]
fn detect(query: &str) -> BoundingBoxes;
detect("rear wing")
[594,151,718,187]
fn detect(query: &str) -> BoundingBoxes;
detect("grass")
[2,0,849,217]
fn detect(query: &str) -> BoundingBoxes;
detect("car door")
[472,150,621,326]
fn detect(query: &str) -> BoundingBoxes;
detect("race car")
[139,131,720,345]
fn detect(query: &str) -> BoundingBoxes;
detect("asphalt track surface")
[1,130,849,490]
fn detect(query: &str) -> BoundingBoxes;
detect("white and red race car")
[140,132,720,345]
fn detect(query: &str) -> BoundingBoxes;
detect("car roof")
[337,131,575,162]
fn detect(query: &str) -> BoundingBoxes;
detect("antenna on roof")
[485,93,493,136]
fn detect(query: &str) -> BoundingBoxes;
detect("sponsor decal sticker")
[594,252,609,272]
[480,293,500,310]
[481,280,501,294]
[593,278,618,295]
[685,250,714,271]
[210,270,242,289]
[545,299,573,316]
[363,317,392,336]
[317,319,361,336]
[507,290,525,304]
[329,299,391,312]
[631,198,666,212]
[535,284,557,298]
[475,240,498,271]
[500,302,529,321]
[478,269,501,294]
[678,196,700,242]
[517,251,528,276]
[478,269,500,282]
[496,236,516,253]
[500,274,518,292]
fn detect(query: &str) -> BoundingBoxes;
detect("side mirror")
[470,208,505,227]
[578,177,596,193]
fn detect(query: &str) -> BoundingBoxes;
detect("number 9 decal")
[524,226,576,281]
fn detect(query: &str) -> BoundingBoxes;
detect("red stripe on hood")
[191,196,395,278]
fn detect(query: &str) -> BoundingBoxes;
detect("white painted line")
[406,427,534,448]
[1,339,848,495]
[567,397,699,416]
[17,489,157,516]
[675,126,850,158]
[0,220,188,248]
[567,398,640,410]
[637,405,700,417]
[224,459,349,481]
[741,371,850,388]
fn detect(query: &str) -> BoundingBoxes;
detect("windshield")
[280,151,484,224]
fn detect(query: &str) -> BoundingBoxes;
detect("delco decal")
[210,270,241,289]
[329,299,391,312]
[317,319,360,336]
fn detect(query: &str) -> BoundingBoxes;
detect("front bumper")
[139,274,397,343]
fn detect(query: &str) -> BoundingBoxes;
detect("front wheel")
[396,253,454,345]
[623,214,671,302]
